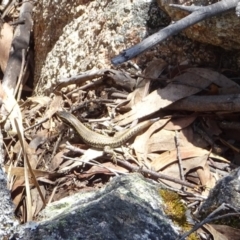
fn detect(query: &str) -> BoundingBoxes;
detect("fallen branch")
[111,0,238,65]
[116,158,197,189]
[55,68,135,91]
[167,94,240,112]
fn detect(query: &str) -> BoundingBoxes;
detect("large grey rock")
[0,167,19,239]
[33,0,156,96]
[21,173,179,240]
[157,0,240,50]
[199,167,240,216]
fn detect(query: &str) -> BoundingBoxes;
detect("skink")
[56,111,158,149]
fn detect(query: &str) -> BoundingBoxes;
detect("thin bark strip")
[2,2,33,94]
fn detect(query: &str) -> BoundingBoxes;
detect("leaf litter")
[2,49,240,237]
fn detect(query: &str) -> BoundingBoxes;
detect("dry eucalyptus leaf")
[147,127,196,153]
[115,70,214,125]
[160,155,208,189]
[196,163,217,197]
[150,146,209,172]
[210,224,240,239]
[163,115,197,130]
[203,224,228,240]
[187,68,240,89]
[133,118,169,162]
[31,186,46,217]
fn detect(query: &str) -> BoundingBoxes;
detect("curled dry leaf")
[196,163,217,197]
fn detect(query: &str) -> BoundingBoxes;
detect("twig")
[175,130,185,190]
[24,117,49,132]
[179,203,240,240]
[167,94,240,112]
[116,158,197,189]
[51,132,63,159]
[111,0,238,65]
[55,68,135,92]
[65,141,86,154]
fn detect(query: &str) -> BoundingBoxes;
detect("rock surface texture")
[0,168,19,239]
[33,0,240,97]
[21,173,179,240]
[33,0,154,96]
[157,0,240,50]
[199,167,240,215]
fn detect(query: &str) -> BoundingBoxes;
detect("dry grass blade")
[14,118,46,221]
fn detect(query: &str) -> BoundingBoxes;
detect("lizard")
[56,110,158,150]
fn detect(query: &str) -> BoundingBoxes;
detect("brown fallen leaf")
[114,70,213,125]
[196,162,216,197]
[203,224,228,240]
[159,155,209,189]
[211,224,240,239]
[31,186,46,217]
[186,68,240,90]
[133,118,169,162]
[147,128,194,153]
[150,146,210,172]
[163,115,197,130]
